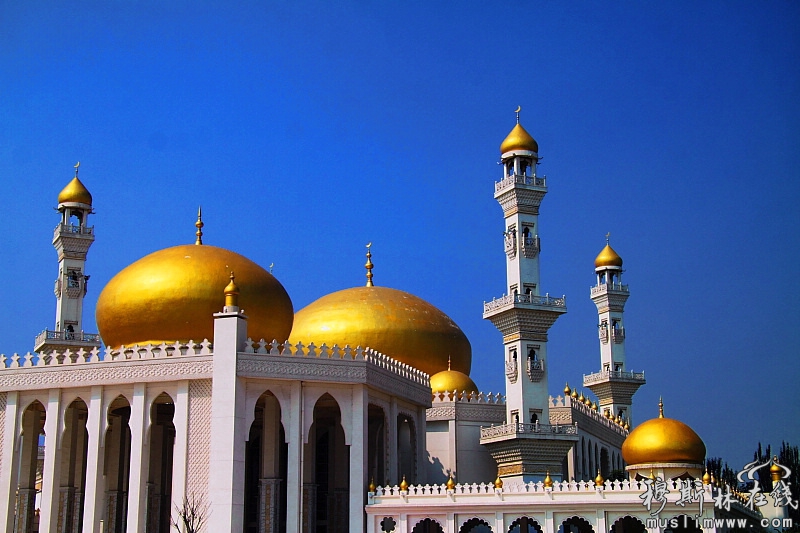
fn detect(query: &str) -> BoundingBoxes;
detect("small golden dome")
[500,123,539,154]
[621,401,706,466]
[592,402,598,411]
[702,470,711,485]
[399,475,408,491]
[368,478,376,492]
[543,471,553,488]
[570,389,578,399]
[595,244,623,268]
[563,383,571,395]
[446,475,455,490]
[494,476,503,489]
[289,286,471,376]
[224,272,240,308]
[595,470,604,486]
[58,176,93,206]
[97,244,293,348]
[770,458,783,483]
[578,392,585,403]
[430,368,478,395]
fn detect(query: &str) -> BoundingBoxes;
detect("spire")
[365,242,374,287]
[606,231,610,245]
[658,397,664,418]
[195,206,204,245]
[224,271,239,309]
[74,161,80,177]
[515,105,521,124]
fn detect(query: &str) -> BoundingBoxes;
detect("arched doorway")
[397,413,416,483]
[305,394,349,533]
[145,392,176,532]
[105,395,132,533]
[663,515,702,533]
[57,398,89,532]
[15,400,46,532]
[244,391,287,533]
[367,404,387,487]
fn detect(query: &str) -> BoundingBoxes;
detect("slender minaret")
[34,163,101,354]
[481,110,576,483]
[584,236,645,423]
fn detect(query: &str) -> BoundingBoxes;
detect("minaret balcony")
[494,173,547,194]
[483,293,566,314]
[480,421,577,440]
[34,329,102,353]
[590,282,629,296]
[54,223,94,239]
[582,369,645,386]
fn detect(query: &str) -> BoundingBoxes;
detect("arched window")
[508,516,543,533]
[558,516,594,533]
[663,515,702,533]
[413,518,445,533]
[460,517,493,532]
[610,516,646,533]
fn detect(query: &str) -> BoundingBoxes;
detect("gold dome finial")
[446,474,456,490]
[563,383,571,395]
[543,471,553,488]
[649,469,656,480]
[74,161,80,177]
[224,272,239,308]
[595,469,604,486]
[494,476,503,489]
[447,355,452,371]
[368,477,376,493]
[365,242,374,287]
[399,475,408,491]
[702,469,711,485]
[515,105,521,124]
[570,389,578,399]
[195,206,204,245]
[658,397,664,418]
[771,456,783,483]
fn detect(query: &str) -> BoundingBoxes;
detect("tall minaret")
[34,163,101,355]
[481,110,576,483]
[584,236,645,423]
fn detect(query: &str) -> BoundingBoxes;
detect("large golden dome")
[594,244,623,268]
[58,176,93,206]
[621,402,705,466]
[96,244,293,348]
[289,286,471,376]
[500,123,539,154]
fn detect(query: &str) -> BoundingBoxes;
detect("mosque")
[0,118,788,533]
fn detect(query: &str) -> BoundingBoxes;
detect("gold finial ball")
[648,469,656,480]
[570,389,578,399]
[494,476,503,489]
[543,471,553,488]
[368,478,376,493]
[399,475,408,491]
[578,392,585,403]
[595,470,604,487]
[592,402,598,411]
[224,272,240,308]
[446,475,456,490]
[563,383,571,395]
[770,457,783,482]
[702,470,711,485]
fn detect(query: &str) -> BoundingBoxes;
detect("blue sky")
[1,1,798,470]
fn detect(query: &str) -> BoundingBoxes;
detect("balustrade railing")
[583,369,645,384]
[54,224,94,237]
[495,174,547,192]
[480,421,577,439]
[591,282,629,295]
[35,329,101,346]
[484,293,566,313]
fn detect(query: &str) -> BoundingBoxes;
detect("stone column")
[259,478,282,533]
[82,386,104,533]
[39,388,63,533]
[349,385,367,532]
[0,391,20,533]
[301,483,317,533]
[285,381,303,533]
[170,380,189,524]
[208,306,248,533]
[388,398,398,486]
[127,383,149,533]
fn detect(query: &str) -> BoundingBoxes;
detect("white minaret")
[481,111,576,483]
[584,236,645,423]
[34,163,101,355]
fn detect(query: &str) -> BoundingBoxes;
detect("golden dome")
[621,401,706,466]
[500,123,539,154]
[430,368,478,395]
[595,244,623,268]
[58,176,93,206]
[702,470,711,485]
[289,286,471,376]
[96,244,293,348]
[563,383,571,395]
